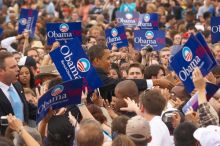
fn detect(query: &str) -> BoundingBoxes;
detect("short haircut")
[115,80,139,101]
[139,89,166,115]
[213,42,220,49]
[112,135,135,146]
[144,64,165,79]
[76,123,104,146]
[128,63,144,74]
[24,48,39,56]
[111,115,129,139]
[160,47,170,52]
[174,122,197,146]
[0,51,13,69]
[87,45,108,63]
[166,15,175,22]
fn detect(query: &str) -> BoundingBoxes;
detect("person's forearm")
[23,38,30,54]
[17,126,40,146]
[198,89,207,105]
[1,36,17,52]
[141,55,147,66]
[38,120,47,137]
[78,103,95,120]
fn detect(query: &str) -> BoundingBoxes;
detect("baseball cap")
[126,115,151,141]
[193,125,220,146]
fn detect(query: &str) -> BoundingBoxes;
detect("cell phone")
[0,116,8,126]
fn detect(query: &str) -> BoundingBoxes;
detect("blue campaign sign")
[116,11,139,28]
[138,13,159,30]
[0,27,3,36]
[18,8,38,38]
[49,38,103,92]
[170,35,213,93]
[134,29,165,51]
[36,78,83,124]
[46,22,82,45]
[105,26,128,49]
[182,82,219,113]
[211,16,220,44]
[196,32,217,71]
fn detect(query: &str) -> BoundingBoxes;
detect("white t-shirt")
[148,116,172,146]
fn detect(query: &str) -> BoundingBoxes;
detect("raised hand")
[192,67,206,91]
[81,87,88,103]
[7,114,23,132]
[51,41,60,51]
[120,97,139,114]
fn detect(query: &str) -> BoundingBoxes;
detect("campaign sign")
[36,78,83,124]
[196,32,217,70]
[211,16,220,44]
[105,26,128,49]
[182,82,219,113]
[116,11,139,28]
[49,38,102,92]
[18,8,38,38]
[134,30,165,51]
[170,35,213,93]
[138,13,159,30]
[46,22,82,45]
[0,27,3,36]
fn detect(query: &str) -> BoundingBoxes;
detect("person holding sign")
[192,67,219,127]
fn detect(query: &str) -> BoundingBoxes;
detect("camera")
[0,116,8,126]
[142,45,153,52]
[163,113,174,123]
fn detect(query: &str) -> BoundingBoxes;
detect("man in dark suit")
[0,52,30,135]
[87,45,174,101]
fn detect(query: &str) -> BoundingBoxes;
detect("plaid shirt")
[198,103,219,127]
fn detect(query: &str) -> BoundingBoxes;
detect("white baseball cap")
[193,125,220,146]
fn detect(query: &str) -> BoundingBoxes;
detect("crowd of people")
[0,0,220,146]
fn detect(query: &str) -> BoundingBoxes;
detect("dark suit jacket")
[0,82,30,135]
[96,68,148,101]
